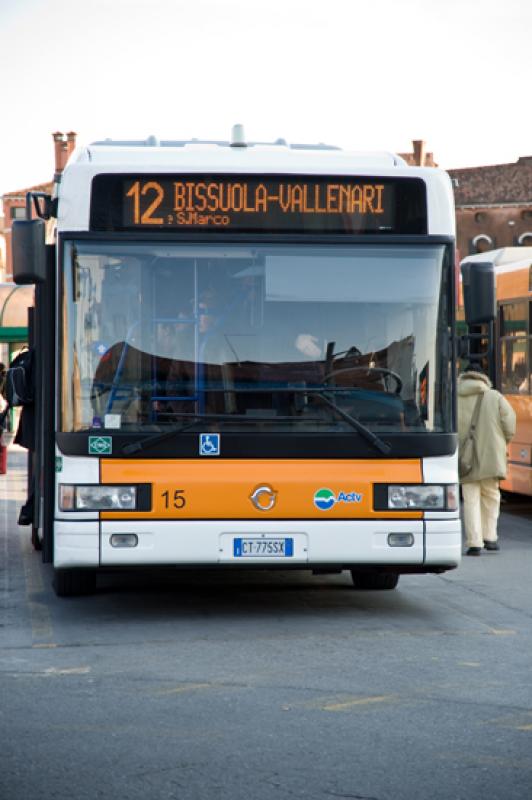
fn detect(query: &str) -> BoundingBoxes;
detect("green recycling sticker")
[88,436,112,455]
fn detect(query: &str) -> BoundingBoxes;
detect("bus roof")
[81,137,407,170]
[461,247,532,271]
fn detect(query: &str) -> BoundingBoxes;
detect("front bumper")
[54,518,461,571]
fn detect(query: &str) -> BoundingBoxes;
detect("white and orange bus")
[13,127,461,596]
[461,247,532,496]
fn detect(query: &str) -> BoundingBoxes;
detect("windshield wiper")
[122,416,203,454]
[314,391,391,455]
[121,411,324,455]
[121,385,391,456]
[200,385,392,455]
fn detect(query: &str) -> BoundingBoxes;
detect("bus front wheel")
[53,569,97,597]
[350,570,399,590]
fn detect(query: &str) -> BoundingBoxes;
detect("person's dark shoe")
[484,541,500,551]
[466,547,482,556]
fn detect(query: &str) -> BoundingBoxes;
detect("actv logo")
[314,488,363,511]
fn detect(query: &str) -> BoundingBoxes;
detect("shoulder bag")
[459,393,483,478]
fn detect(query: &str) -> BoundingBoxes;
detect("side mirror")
[12,219,47,284]
[460,261,496,324]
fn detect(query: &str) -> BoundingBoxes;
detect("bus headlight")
[389,485,444,509]
[59,484,138,511]
[374,484,458,511]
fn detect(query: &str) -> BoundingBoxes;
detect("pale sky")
[1,0,530,206]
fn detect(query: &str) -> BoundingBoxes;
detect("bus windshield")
[60,242,452,434]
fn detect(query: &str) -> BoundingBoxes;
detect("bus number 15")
[161,489,186,509]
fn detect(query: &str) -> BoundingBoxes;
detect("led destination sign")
[90,174,427,234]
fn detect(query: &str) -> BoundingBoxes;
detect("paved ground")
[1,447,532,800]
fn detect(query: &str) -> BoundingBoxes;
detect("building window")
[475,212,488,224]
[517,231,532,246]
[471,234,493,254]
[521,210,532,221]
[10,206,26,220]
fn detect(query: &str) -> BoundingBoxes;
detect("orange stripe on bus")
[100,459,423,520]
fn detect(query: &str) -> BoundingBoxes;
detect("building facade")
[0,213,5,278]
[399,142,532,263]
[447,157,532,262]
[1,132,76,280]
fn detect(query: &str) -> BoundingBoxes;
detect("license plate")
[233,537,294,558]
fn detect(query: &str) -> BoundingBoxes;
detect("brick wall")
[455,205,532,262]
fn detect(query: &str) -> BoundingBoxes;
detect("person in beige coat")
[458,367,516,555]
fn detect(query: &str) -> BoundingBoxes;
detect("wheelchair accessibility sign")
[199,433,220,456]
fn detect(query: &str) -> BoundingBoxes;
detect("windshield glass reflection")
[61,243,451,433]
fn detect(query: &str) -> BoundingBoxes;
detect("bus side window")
[499,301,530,394]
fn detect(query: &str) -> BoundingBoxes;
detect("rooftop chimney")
[412,140,426,166]
[52,131,77,176]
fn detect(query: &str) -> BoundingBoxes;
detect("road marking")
[482,712,532,731]
[321,695,394,711]
[5,666,92,679]
[44,666,91,676]
[154,683,213,695]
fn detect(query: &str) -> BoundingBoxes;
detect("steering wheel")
[323,365,403,395]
